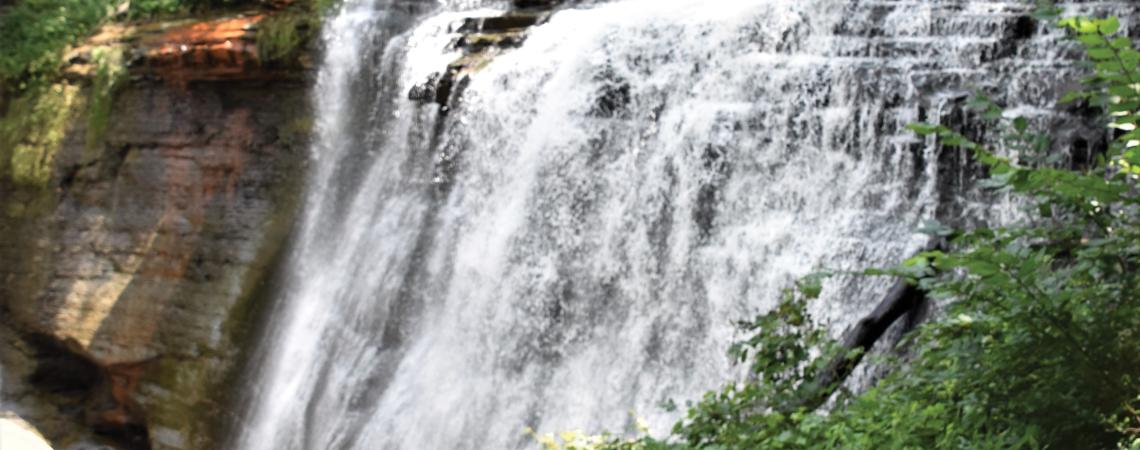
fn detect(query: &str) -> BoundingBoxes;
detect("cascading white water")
[236,1,1124,449]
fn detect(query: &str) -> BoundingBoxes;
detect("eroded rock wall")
[0,15,311,450]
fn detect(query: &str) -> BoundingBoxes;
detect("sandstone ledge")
[63,13,313,85]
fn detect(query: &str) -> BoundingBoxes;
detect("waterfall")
[235,1,1124,449]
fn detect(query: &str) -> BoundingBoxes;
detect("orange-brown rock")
[136,15,267,83]
[87,359,151,450]
[63,13,310,85]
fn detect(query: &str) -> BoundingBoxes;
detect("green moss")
[143,357,212,449]
[0,47,128,220]
[0,84,84,188]
[129,0,190,18]
[280,115,314,147]
[85,47,125,153]
[256,13,318,63]
[256,0,337,63]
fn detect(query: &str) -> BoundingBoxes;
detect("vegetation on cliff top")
[0,0,329,90]
[0,0,326,189]
[536,7,1140,450]
[256,0,335,63]
[0,0,114,87]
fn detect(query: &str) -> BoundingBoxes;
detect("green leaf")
[1088,47,1117,61]
[796,274,829,299]
[1110,36,1133,50]
[1013,117,1029,133]
[907,123,943,136]
[1078,33,1108,48]
[1097,60,1125,73]
[917,219,955,237]
[1059,90,1086,105]
[964,259,1001,277]
[1077,19,1100,34]
[1099,17,1121,35]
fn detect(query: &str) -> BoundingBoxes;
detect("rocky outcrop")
[62,13,312,84]
[408,2,563,109]
[0,13,312,450]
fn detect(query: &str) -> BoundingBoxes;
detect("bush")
[0,0,114,86]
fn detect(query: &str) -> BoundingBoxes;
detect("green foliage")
[0,0,201,89]
[0,0,116,87]
[527,421,661,450]
[540,9,1140,450]
[893,17,1140,445]
[670,285,836,449]
[128,0,188,17]
[256,0,336,63]
[256,12,318,63]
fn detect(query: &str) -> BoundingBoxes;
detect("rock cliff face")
[0,14,311,450]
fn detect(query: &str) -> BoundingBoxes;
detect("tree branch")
[793,238,944,412]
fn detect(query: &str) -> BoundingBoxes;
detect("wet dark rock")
[408,72,443,102]
[455,31,528,51]
[410,8,555,108]
[456,12,550,34]
[22,333,153,450]
[1010,15,1037,40]
[512,0,562,9]
[26,334,101,396]
[588,67,631,118]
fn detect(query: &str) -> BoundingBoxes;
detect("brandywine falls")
[0,0,1136,449]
